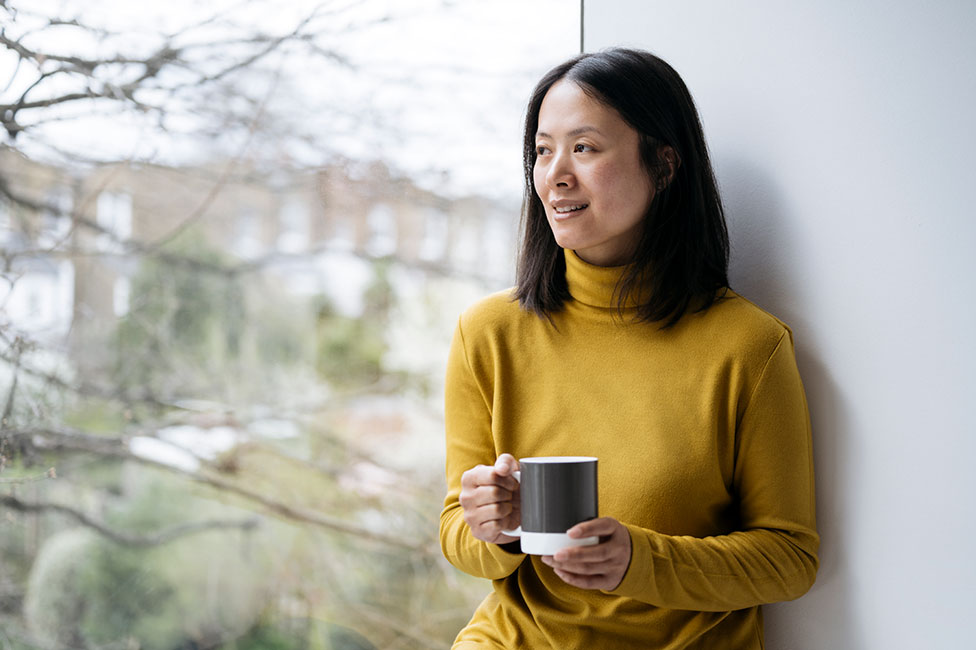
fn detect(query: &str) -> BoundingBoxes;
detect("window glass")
[0,1,579,647]
[95,191,133,251]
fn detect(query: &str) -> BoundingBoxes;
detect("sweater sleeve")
[439,318,526,579]
[609,331,819,611]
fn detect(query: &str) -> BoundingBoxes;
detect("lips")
[552,202,589,214]
[549,199,590,216]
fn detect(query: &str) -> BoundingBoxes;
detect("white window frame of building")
[483,214,514,282]
[365,203,397,257]
[39,186,72,248]
[419,207,449,263]
[113,276,131,317]
[56,260,75,329]
[96,191,133,252]
[0,262,74,338]
[276,196,308,253]
[0,196,11,245]
[235,207,262,259]
[451,217,482,273]
[26,280,43,320]
[330,212,355,251]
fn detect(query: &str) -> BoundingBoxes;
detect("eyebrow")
[536,126,603,139]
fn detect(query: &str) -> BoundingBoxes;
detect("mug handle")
[501,470,521,537]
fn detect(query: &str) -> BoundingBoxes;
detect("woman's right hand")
[459,453,521,545]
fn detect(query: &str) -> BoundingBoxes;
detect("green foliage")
[23,528,98,648]
[314,306,384,386]
[252,293,314,367]
[76,543,180,647]
[224,619,376,650]
[314,261,394,387]
[61,400,129,434]
[112,235,246,396]
[24,527,188,649]
[0,346,73,430]
[22,471,274,649]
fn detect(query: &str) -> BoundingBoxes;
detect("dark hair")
[514,48,729,328]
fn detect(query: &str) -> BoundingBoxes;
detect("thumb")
[494,453,519,476]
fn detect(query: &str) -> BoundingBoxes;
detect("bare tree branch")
[356,603,443,650]
[0,1,490,639]
[11,425,433,552]
[0,466,55,484]
[0,493,261,547]
[142,67,283,250]
[0,168,505,285]
[0,30,173,72]
[1,335,23,429]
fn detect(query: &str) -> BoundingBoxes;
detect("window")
[39,186,72,248]
[366,203,397,257]
[0,2,581,646]
[452,217,482,272]
[96,191,132,252]
[234,207,262,259]
[484,213,515,280]
[113,276,130,317]
[26,282,42,319]
[0,196,11,244]
[419,207,449,263]
[277,196,308,253]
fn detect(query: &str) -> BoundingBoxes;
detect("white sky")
[1,0,581,199]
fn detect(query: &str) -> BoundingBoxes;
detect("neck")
[563,249,649,309]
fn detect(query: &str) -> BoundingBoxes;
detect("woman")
[439,48,818,649]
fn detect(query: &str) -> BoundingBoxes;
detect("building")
[0,146,518,355]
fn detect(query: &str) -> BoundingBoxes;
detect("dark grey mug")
[502,456,599,555]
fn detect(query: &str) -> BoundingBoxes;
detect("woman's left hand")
[541,517,632,591]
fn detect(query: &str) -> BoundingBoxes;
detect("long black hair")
[514,48,729,328]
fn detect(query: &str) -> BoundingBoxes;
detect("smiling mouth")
[553,204,588,214]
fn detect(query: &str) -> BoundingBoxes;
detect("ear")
[656,145,680,190]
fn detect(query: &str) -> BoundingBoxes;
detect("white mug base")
[518,531,599,555]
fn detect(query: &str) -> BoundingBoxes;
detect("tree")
[0,1,520,647]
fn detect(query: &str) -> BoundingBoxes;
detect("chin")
[547,226,582,251]
[551,236,579,251]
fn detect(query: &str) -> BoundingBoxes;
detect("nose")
[546,149,575,189]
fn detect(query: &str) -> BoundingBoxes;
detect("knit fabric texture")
[440,249,819,649]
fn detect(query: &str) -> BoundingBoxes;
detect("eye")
[573,143,593,153]
[536,144,551,156]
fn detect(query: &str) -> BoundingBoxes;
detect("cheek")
[595,164,653,214]
[588,164,629,206]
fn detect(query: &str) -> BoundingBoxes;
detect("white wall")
[585,2,975,647]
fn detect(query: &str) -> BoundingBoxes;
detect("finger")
[492,471,520,492]
[550,542,616,564]
[551,568,615,591]
[475,501,515,522]
[474,514,520,540]
[460,465,491,489]
[462,464,518,492]
[465,499,520,530]
[468,485,516,508]
[494,453,520,476]
[543,555,624,576]
[567,517,620,539]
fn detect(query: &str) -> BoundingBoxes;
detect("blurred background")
[0,1,579,647]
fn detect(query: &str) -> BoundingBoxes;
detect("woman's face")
[533,79,655,267]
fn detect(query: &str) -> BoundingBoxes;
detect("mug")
[502,456,599,555]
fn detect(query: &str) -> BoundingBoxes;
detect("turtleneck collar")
[564,248,647,309]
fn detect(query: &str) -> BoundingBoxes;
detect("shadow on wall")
[717,157,865,649]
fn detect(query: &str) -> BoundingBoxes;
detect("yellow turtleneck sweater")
[440,250,818,649]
